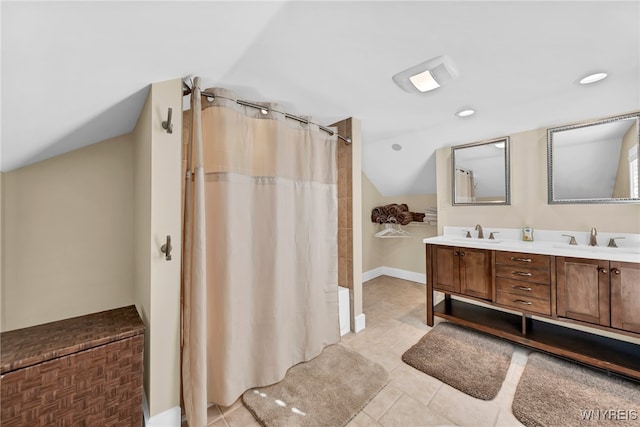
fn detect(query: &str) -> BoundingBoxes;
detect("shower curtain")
[182,83,340,426]
[455,168,475,202]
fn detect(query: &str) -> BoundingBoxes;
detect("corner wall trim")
[362,267,426,285]
[142,388,150,426]
[143,388,181,427]
[354,313,366,333]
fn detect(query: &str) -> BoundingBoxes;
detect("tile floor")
[185,275,528,427]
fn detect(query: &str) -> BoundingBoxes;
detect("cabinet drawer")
[496,264,550,284]
[495,251,550,270]
[496,278,550,300]
[496,291,551,316]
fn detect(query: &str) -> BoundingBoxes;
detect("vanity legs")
[426,244,435,326]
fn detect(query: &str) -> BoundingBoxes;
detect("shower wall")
[333,117,364,332]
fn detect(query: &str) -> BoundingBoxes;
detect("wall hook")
[162,108,173,134]
[161,235,172,261]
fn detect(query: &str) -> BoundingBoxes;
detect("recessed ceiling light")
[578,72,608,85]
[392,144,402,151]
[455,108,475,118]
[393,55,459,93]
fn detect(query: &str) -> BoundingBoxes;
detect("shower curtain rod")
[183,84,352,145]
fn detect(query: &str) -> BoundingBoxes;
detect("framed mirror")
[548,112,640,204]
[452,137,510,205]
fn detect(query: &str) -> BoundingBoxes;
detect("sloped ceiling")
[2,1,638,196]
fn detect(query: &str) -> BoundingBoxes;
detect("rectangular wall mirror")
[451,137,510,205]
[547,112,640,204]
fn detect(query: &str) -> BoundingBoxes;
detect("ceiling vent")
[393,55,460,93]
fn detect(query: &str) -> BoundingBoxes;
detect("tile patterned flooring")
[186,275,528,426]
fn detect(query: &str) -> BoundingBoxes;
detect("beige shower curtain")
[182,77,208,427]
[455,168,475,203]
[183,85,340,426]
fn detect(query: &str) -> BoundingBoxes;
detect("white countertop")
[423,226,640,263]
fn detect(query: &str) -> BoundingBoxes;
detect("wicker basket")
[1,305,145,426]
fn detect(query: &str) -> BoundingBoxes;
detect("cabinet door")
[610,261,640,333]
[557,257,610,326]
[433,245,460,293]
[460,248,492,300]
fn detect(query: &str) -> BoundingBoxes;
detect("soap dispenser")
[522,226,534,242]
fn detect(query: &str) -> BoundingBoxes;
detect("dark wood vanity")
[426,244,640,380]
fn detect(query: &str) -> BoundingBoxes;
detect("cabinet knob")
[611,268,621,275]
[598,267,607,274]
[459,252,465,257]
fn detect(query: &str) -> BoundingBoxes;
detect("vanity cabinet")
[556,258,640,332]
[556,257,610,326]
[495,251,552,316]
[432,245,492,300]
[425,242,640,381]
[610,261,640,333]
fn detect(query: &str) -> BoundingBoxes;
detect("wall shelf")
[407,221,437,226]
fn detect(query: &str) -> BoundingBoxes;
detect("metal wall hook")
[162,108,173,134]
[161,235,172,261]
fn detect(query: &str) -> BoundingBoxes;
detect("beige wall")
[612,121,637,198]
[132,78,183,417]
[437,127,640,234]
[362,172,384,272]
[133,86,153,404]
[362,172,438,275]
[1,172,5,331]
[1,135,134,332]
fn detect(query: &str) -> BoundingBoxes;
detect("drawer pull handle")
[513,299,532,305]
[512,285,532,291]
[511,257,532,263]
[512,271,532,277]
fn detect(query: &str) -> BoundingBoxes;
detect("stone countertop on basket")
[424,226,640,264]
[0,305,145,374]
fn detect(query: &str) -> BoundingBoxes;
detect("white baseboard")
[354,313,366,333]
[362,266,426,285]
[362,267,385,282]
[143,388,150,425]
[147,407,181,427]
[143,389,181,427]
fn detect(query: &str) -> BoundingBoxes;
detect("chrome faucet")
[589,227,598,246]
[475,224,484,239]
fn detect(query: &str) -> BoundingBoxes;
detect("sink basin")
[448,237,503,244]
[552,243,640,255]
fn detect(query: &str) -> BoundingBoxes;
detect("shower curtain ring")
[162,108,174,134]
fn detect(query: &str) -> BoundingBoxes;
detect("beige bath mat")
[513,352,640,427]
[402,322,514,400]
[242,344,388,427]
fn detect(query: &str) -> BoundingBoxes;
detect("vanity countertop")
[424,227,640,263]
